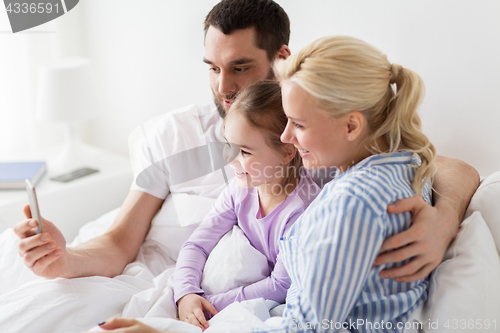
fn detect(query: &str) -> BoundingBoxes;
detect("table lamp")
[36,57,101,173]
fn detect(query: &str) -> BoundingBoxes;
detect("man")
[13,0,478,315]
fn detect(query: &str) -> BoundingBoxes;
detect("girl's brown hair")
[225,80,302,190]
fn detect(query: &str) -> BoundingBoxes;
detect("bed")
[0,169,499,333]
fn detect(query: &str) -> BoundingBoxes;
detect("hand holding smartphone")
[25,179,43,234]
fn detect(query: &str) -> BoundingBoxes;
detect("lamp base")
[48,122,102,175]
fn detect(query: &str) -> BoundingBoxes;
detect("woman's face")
[224,111,286,189]
[280,80,352,171]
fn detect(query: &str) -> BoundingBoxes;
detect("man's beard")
[213,68,275,119]
[214,91,238,119]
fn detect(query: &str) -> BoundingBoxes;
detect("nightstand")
[0,146,133,241]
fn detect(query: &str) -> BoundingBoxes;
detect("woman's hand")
[177,294,218,330]
[373,196,458,282]
[84,317,166,333]
[14,204,68,279]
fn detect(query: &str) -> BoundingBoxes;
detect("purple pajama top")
[173,171,320,311]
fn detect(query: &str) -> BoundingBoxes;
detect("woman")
[264,35,435,332]
[93,35,435,333]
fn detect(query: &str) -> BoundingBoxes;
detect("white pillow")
[201,225,270,295]
[422,211,500,332]
[145,193,211,261]
[465,170,500,254]
[69,208,120,247]
[71,193,217,261]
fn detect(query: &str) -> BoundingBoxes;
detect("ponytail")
[368,65,436,196]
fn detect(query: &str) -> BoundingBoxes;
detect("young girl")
[172,81,320,330]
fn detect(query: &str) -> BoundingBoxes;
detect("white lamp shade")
[36,57,100,122]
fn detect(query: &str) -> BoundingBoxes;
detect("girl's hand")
[84,317,166,333]
[177,294,218,330]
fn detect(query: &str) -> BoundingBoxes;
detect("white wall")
[79,0,217,159]
[2,0,499,176]
[0,4,89,156]
[283,0,500,177]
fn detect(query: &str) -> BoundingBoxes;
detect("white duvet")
[0,206,283,333]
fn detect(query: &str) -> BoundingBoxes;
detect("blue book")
[0,161,46,189]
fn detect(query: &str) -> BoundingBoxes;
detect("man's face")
[204,26,274,118]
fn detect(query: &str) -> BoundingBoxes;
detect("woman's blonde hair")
[274,36,435,196]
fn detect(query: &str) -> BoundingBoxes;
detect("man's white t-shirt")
[129,102,233,198]
[127,102,244,261]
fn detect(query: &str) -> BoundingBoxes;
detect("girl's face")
[224,112,287,189]
[280,80,354,171]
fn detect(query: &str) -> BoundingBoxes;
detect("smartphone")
[25,179,43,234]
[50,167,99,182]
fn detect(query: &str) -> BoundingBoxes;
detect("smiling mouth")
[234,169,249,179]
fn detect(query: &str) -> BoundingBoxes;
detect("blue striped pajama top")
[255,152,432,333]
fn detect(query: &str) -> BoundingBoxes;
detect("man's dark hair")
[204,0,290,61]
